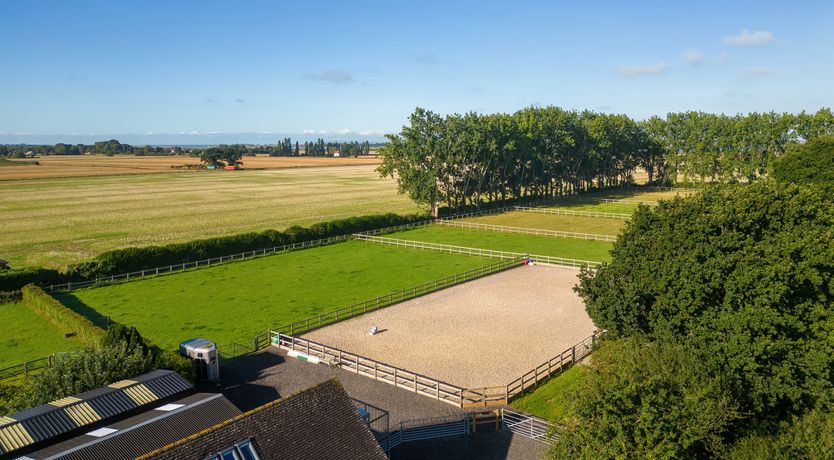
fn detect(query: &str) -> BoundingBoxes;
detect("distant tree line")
[0,137,376,159]
[380,106,834,214]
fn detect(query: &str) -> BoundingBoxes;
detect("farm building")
[1,373,385,460]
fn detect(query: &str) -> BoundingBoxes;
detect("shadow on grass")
[52,292,112,327]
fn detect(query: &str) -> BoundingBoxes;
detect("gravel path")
[302,265,596,388]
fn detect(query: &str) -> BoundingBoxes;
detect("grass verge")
[510,363,591,423]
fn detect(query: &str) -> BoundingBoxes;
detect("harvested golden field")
[0,165,419,269]
[0,155,381,180]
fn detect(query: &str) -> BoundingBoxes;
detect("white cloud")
[718,52,729,62]
[618,63,670,78]
[302,69,355,84]
[337,128,354,135]
[302,129,316,134]
[359,129,384,136]
[745,66,776,76]
[723,29,776,46]
[682,49,704,65]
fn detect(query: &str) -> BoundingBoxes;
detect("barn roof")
[0,370,192,456]
[24,393,242,460]
[139,379,387,460]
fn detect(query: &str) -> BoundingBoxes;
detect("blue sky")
[1,0,832,144]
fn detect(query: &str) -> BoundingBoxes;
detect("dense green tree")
[727,407,834,459]
[10,343,154,411]
[550,337,738,460]
[577,183,834,423]
[770,135,834,186]
[101,323,149,356]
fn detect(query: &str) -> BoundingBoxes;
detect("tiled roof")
[25,393,242,460]
[0,370,192,456]
[139,379,387,460]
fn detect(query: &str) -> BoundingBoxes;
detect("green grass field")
[0,302,82,368]
[540,188,696,214]
[0,165,420,269]
[384,225,613,262]
[510,364,592,422]
[55,241,492,350]
[464,211,626,235]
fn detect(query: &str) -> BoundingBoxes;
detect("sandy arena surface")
[301,265,597,388]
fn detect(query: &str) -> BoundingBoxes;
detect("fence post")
[571,345,576,363]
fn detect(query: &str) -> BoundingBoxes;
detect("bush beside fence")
[21,285,106,345]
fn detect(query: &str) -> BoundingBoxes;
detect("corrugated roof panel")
[0,370,192,456]
[49,397,81,408]
[85,391,137,419]
[64,404,100,426]
[124,385,158,405]
[107,379,136,389]
[0,423,34,452]
[22,411,76,442]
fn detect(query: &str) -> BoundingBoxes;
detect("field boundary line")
[436,219,618,242]
[353,234,602,270]
[512,206,631,220]
[44,235,353,293]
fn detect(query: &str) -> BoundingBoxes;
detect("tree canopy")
[770,135,834,187]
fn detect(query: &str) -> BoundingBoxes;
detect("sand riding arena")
[297,264,596,389]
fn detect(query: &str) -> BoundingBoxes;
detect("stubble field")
[0,165,420,269]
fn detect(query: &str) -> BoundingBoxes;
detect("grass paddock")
[0,302,82,368]
[56,241,492,350]
[384,225,613,262]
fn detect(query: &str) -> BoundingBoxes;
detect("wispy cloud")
[303,69,355,84]
[745,66,776,76]
[681,49,704,65]
[723,29,776,46]
[204,98,218,103]
[618,63,670,78]
[234,98,245,103]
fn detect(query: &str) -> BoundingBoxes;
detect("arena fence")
[270,329,605,409]
[512,206,632,220]
[354,234,602,270]
[271,333,469,407]
[501,408,559,444]
[436,219,618,242]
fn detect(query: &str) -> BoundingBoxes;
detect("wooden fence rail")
[271,333,467,407]
[436,219,618,242]
[354,234,602,270]
[512,206,632,220]
[45,235,352,293]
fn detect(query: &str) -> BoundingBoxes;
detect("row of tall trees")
[380,107,834,214]
[379,107,664,215]
[644,108,834,183]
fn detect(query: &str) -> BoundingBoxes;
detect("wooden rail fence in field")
[44,235,352,293]
[436,219,618,242]
[512,206,632,220]
[354,234,602,270]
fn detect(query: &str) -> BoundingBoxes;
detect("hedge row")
[0,268,62,293]
[67,212,426,279]
[0,212,427,292]
[21,285,105,345]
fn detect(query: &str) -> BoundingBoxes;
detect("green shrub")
[550,337,739,460]
[21,285,105,345]
[770,135,834,187]
[101,324,149,357]
[154,349,194,382]
[727,407,834,459]
[0,268,63,292]
[11,343,154,411]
